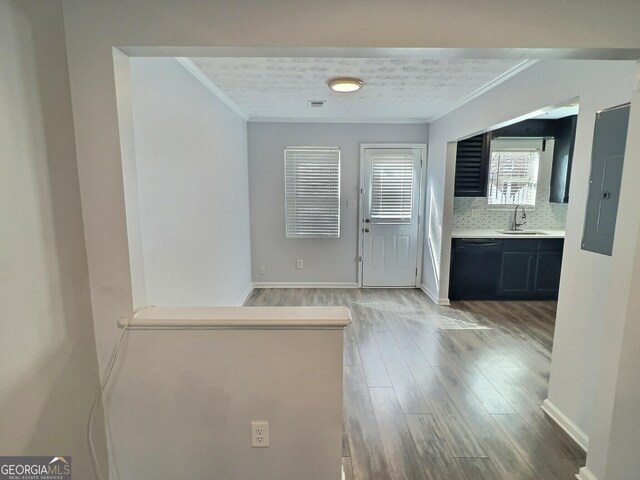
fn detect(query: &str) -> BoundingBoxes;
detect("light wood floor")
[245,288,586,480]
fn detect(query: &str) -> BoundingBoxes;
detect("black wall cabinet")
[450,238,564,300]
[549,115,578,204]
[492,119,557,139]
[454,133,492,197]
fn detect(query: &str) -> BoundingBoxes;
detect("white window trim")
[487,138,543,210]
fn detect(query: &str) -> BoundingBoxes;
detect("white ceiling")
[188,57,531,122]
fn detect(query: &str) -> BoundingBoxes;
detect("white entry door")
[361,148,422,287]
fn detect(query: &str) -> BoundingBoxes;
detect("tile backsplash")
[452,185,568,230]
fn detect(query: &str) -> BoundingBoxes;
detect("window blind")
[370,155,414,223]
[285,147,340,238]
[487,140,541,207]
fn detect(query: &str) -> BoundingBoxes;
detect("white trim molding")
[236,283,255,306]
[254,282,358,289]
[118,305,352,330]
[428,60,538,122]
[175,57,249,121]
[541,399,589,452]
[249,117,429,124]
[420,284,451,306]
[576,467,598,480]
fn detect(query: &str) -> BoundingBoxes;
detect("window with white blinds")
[487,139,541,207]
[370,155,414,223]
[284,147,340,238]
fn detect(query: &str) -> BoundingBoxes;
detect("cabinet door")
[549,115,577,204]
[498,251,535,298]
[454,133,492,197]
[534,251,563,298]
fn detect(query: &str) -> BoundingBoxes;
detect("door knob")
[365,228,370,232]
[365,218,371,223]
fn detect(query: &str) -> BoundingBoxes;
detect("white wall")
[0,0,106,477]
[106,327,344,480]
[422,60,636,444]
[581,71,640,480]
[247,122,427,284]
[127,57,252,306]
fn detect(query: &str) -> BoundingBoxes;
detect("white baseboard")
[253,282,358,289]
[419,284,451,306]
[541,399,589,452]
[236,283,255,306]
[576,466,598,480]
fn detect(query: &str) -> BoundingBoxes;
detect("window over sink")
[487,138,542,207]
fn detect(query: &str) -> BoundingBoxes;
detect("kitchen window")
[284,147,340,238]
[487,138,542,207]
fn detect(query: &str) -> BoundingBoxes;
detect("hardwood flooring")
[245,288,586,480]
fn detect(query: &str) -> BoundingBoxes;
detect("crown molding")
[175,57,249,121]
[428,60,538,122]
[248,117,429,124]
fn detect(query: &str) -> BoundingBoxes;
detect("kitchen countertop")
[451,228,565,239]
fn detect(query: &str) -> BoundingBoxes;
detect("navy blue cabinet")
[534,251,563,298]
[449,238,564,300]
[498,251,536,297]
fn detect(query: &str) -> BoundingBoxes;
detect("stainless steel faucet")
[511,204,527,231]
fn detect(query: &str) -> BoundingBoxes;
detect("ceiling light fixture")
[328,77,363,93]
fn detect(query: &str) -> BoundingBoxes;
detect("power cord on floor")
[88,316,132,480]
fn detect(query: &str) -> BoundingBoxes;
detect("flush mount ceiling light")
[328,77,364,93]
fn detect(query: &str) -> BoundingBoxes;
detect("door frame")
[358,143,428,288]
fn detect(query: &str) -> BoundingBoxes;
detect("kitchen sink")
[496,230,547,235]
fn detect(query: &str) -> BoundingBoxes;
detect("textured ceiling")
[189,57,528,121]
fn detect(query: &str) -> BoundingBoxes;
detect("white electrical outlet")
[258,266,265,275]
[296,259,303,269]
[251,421,269,447]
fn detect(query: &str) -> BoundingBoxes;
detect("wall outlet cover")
[296,259,303,269]
[251,421,269,447]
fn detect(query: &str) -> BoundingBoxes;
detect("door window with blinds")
[284,147,340,238]
[487,138,542,207]
[369,154,415,224]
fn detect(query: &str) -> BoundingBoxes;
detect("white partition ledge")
[118,306,352,330]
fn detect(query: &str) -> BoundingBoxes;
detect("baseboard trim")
[576,467,598,480]
[236,283,255,306]
[253,282,358,289]
[541,399,589,452]
[419,284,451,306]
